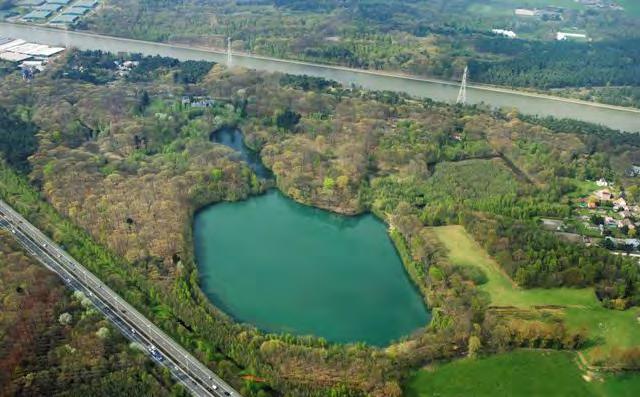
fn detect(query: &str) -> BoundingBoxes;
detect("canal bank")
[0,22,638,132]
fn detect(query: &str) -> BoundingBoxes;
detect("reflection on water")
[211,127,272,179]
[194,189,429,345]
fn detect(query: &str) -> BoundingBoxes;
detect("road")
[0,22,638,132]
[0,199,241,397]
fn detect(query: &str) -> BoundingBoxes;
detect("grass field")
[431,226,640,359]
[404,350,640,397]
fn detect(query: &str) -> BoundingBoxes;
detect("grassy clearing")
[431,225,640,359]
[405,350,594,397]
[405,349,640,397]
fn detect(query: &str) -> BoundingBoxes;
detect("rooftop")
[37,3,62,11]
[0,51,32,62]
[0,39,26,52]
[9,42,65,56]
[50,14,79,24]
[16,0,46,5]
[46,0,72,3]
[73,0,98,8]
[23,10,52,19]
[63,6,89,15]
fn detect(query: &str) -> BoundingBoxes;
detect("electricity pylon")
[456,66,468,105]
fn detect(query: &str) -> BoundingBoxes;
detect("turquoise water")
[193,190,429,345]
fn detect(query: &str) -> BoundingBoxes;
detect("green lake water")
[194,189,430,345]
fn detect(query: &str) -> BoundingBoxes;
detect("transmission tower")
[227,37,233,67]
[456,66,468,105]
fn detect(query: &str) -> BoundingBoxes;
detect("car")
[212,384,218,390]
[223,392,230,396]
[151,350,164,362]
[11,229,15,234]
[42,243,47,247]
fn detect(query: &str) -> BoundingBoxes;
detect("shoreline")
[2,21,639,115]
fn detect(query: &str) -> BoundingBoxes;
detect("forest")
[80,0,640,106]
[0,50,639,396]
[0,231,186,396]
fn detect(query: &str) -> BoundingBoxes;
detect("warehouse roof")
[0,51,32,62]
[50,14,79,24]
[23,10,52,19]
[37,3,62,11]
[63,6,89,15]
[73,0,98,8]
[9,43,65,56]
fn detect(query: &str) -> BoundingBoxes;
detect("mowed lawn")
[405,350,640,397]
[431,226,640,359]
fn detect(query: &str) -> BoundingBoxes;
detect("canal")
[1,22,638,132]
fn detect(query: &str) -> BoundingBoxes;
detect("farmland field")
[404,350,594,397]
[431,225,640,359]
[404,349,640,397]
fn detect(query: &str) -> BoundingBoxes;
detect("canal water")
[1,22,638,132]
[193,129,429,345]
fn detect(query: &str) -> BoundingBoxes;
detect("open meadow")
[431,225,640,361]
[404,349,640,397]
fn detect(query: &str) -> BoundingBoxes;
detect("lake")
[196,128,428,345]
[193,190,429,345]
[211,127,272,179]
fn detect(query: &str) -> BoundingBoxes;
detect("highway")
[0,199,241,397]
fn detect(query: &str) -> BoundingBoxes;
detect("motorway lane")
[0,200,241,397]
[0,217,211,397]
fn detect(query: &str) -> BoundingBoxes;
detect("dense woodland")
[81,0,640,105]
[0,231,185,396]
[0,50,640,396]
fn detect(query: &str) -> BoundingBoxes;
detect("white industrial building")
[515,8,536,16]
[556,32,588,41]
[0,36,65,74]
[491,29,517,38]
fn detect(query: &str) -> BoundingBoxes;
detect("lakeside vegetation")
[81,0,640,107]
[0,48,639,395]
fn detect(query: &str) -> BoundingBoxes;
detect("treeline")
[53,50,213,85]
[0,107,38,172]
[0,232,183,396]
[517,114,640,139]
[462,214,640,309]
[470,38,640,89]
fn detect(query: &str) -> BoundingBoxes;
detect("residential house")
[595,189,613,201]
[613,197,629,212]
